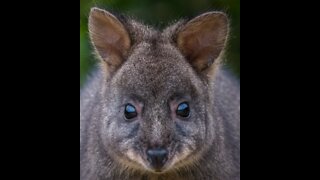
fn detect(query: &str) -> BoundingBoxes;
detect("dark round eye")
[176,102,190,118]
[124,104,138,120]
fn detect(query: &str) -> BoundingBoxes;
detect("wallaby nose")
[146,148,168,171]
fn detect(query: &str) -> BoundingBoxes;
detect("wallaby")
[80,7,240,180]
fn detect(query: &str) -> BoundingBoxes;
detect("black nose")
[146,148,168,170]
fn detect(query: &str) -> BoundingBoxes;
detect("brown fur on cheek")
[170,148,193,168]
[164,141,204,173]
[124,149,149,170]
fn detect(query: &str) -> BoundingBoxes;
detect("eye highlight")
[124,104,138,120]
[176,102,190,118]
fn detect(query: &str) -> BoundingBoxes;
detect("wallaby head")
[88,7,229,174]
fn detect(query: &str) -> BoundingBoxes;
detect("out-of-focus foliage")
[80,0,240,87]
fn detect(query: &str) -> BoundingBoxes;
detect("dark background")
[80,0,240,86]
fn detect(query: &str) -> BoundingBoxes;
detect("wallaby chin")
[81,7,239,180]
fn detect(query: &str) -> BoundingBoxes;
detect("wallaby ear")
[176,12,229,74]
[88,8,131,74]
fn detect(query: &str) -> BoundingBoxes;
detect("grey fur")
[81,7,240,180]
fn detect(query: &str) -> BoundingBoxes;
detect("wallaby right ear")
[175,12,229,76]
[89,8,131,74]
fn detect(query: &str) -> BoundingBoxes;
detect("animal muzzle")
[146,148,168,172]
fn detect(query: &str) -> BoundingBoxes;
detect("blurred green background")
[80,0,240,87]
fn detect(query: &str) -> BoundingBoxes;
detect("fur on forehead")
[109,41,206,99]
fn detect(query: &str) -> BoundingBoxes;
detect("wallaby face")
[81,7,238,179]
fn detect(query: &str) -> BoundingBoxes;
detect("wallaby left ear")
[88,8,131,75]
[176,12,229,74]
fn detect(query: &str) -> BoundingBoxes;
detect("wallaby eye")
[176,102,190,118]
[124,104,137,120]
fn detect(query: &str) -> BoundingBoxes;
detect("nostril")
[146,148,168,169]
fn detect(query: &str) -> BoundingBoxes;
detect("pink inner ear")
[199,30,215,47]
[90,12,130,53]
[176,13,228,73]
[104,29,121,44]
[89,8,131,75]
